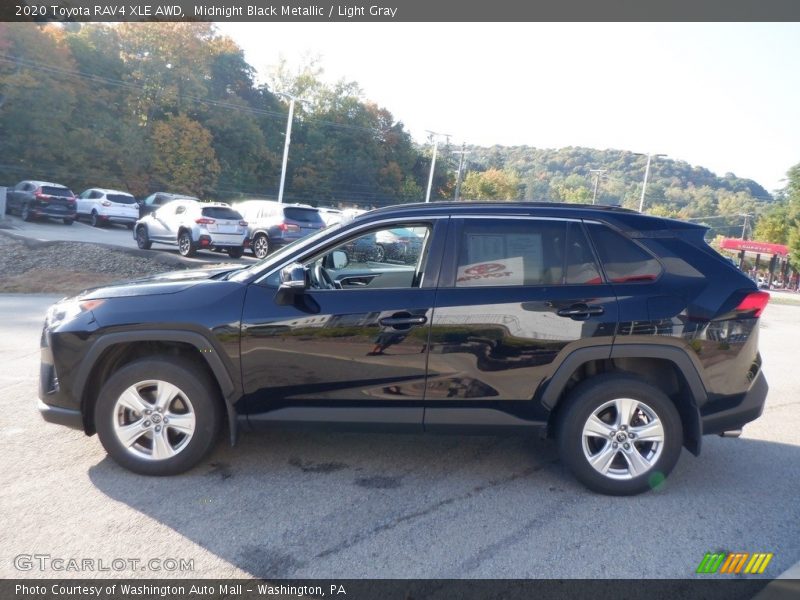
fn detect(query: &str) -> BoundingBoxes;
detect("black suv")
[6,180,77,224]
[38,203,769,495]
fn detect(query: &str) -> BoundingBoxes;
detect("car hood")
[79,267,235,299]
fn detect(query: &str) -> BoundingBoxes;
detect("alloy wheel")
[581,397,665,480]
[111,380,196,461]
[253,235,269,259]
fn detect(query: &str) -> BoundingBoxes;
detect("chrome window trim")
[254,215,448,285]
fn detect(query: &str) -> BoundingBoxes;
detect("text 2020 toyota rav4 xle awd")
[38,203,769,495]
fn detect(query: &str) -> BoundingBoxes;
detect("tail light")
[101,200,111,207]
[195,218,215,225]
[735,291,770,318]
[239,220,248,227]
[34,189,47,201]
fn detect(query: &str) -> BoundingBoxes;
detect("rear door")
[424,217,618,427]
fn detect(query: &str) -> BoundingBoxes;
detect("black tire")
[252,233,269,259]
[126,223,134,230]
[94,356,222,476]
[135,225,152,250]
[374,244,386,263]
[556,374,683,496]
[227,247,244,259]
[91,211,102,227]
[63,218,74,225]
[178,231,197,257]
[21,203,33,221]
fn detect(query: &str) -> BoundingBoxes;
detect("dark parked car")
[6,180,77,224]
[138,192,200,218]
[375,227,425,263]
[38,202,769,495]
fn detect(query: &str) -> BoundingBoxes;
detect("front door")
[240,220,445,428]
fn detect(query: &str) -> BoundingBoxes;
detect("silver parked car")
[134,199,249,258]
[235,200,326,259]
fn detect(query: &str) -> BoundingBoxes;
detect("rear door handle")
[556,304,605,320]
[379,315,428,328]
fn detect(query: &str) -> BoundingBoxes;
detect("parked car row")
[4,179,377,260]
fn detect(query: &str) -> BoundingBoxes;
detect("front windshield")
[228,221,344,283]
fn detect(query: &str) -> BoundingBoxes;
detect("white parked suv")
[133,199,249,258]
[76,188,140,228]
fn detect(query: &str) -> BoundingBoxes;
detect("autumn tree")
[150,114,220,196]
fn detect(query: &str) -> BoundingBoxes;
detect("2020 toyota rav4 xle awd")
[38,203,769,495]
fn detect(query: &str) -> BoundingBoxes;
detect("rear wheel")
[252,233,269,259]
[126,223,134,230]
[94,357,222,475]
[135,226,152,250]
[21,203,33,221]
[556,374,683,496]
[63,218,73,226]
[91,211,102,227]
[178,231,197,257]
[227,247,244,259]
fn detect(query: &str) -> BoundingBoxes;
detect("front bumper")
[701,369,768,435]
[38,398,83,431]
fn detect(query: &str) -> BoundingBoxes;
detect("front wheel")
[556,374,683,496]
[94,357,222,475]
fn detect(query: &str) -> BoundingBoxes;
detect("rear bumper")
[38,398,83,431]
[701,369,768,435]
[97,213,138,224]
[31,206,77,219]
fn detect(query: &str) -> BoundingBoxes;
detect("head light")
[46,299,105,328]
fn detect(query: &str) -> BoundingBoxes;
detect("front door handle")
[379,315,428,329]
[556,303,605,320]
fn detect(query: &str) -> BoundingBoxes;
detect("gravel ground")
[0,231,190,294]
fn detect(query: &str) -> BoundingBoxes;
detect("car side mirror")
[331,250,349,270]
[279,263,308,290]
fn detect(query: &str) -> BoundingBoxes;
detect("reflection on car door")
[424,218,618,429]
[240,219,447,430]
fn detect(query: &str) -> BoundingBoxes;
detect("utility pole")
[277,93,304,204]
[424,131,451,203]
[741,213,751,240]
[636,152,666,213]
[589,169,606,204]
[453,143,470,201]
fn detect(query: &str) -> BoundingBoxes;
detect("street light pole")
[637,153,666,213]
[277,93,301,204]
[453,143,470,201]
[424,131,451,203]
[590,169,606,204]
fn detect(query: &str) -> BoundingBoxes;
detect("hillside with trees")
[1,23,798,264]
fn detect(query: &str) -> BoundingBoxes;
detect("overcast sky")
[219,23,800,193]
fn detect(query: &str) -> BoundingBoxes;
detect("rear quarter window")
[588,224,662,283]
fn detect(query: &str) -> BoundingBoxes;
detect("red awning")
[719,238,789,257]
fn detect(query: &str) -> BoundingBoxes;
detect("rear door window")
[41,186,73,197]
[455,219,567,287]
[587,223,662,283]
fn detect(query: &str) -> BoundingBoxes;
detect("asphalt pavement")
[0,295,798,579]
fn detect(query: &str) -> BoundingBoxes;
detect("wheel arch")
[541,345,706,456]
[75,331,238,444]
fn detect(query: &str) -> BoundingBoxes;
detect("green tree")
[461,168,521,200]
